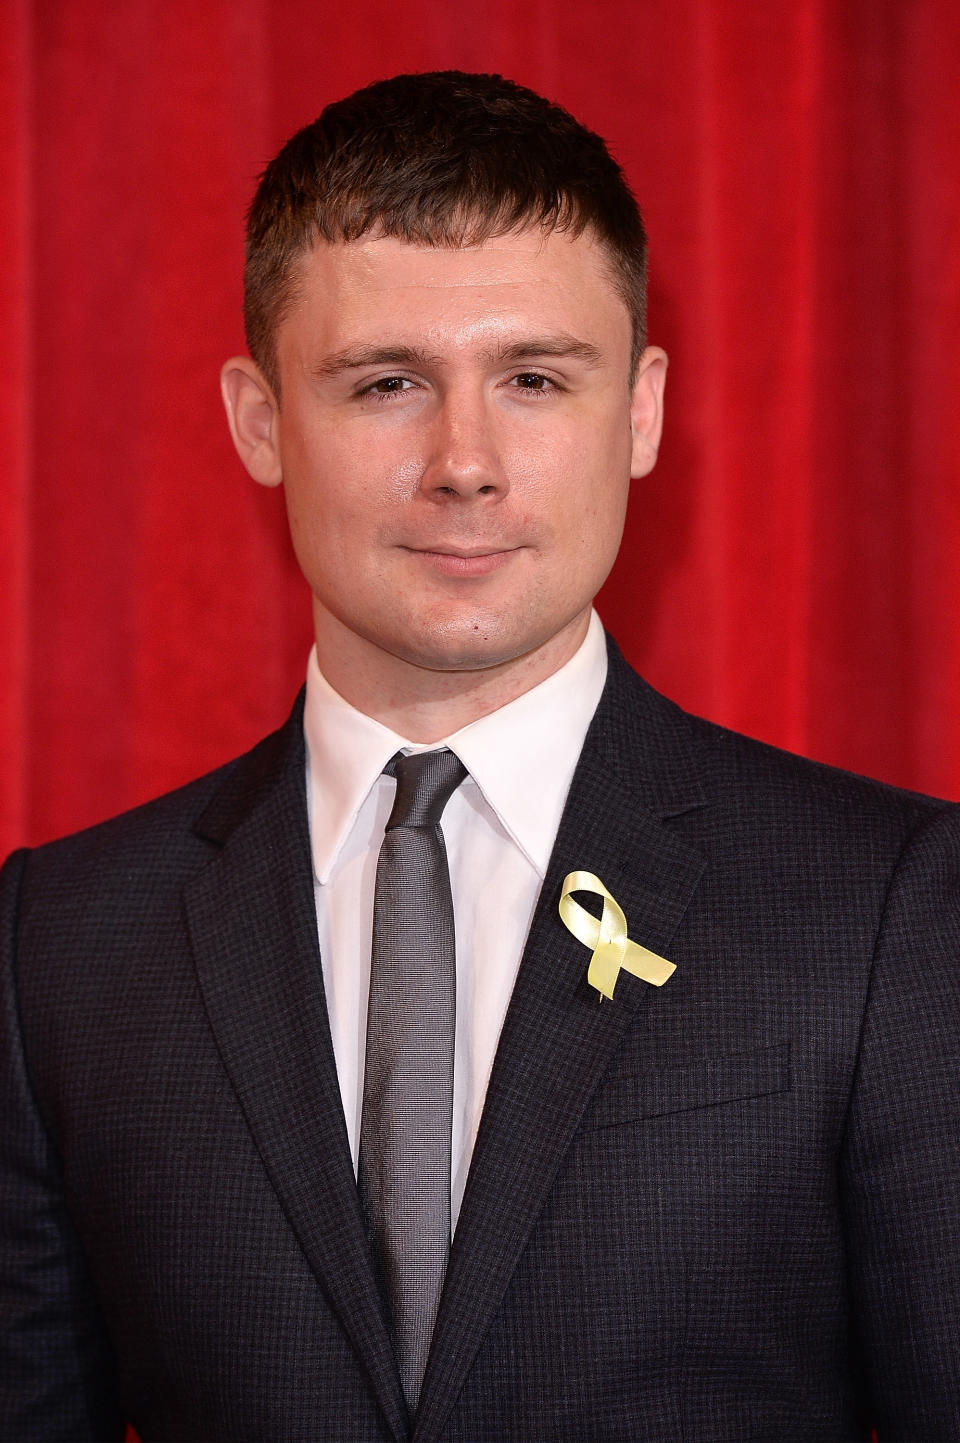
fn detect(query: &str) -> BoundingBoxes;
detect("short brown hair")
[244,71,648,395]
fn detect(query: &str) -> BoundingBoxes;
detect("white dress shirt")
[303,609,608,1226]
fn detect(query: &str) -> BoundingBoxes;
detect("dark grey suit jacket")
[3,639,960,1441]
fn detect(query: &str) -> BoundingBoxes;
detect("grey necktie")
[359,748,467,1412]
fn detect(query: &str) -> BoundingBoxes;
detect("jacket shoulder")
[691,705,953,833]
[600,637,957,845]
[4,692,305,893]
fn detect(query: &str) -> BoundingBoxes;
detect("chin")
[392,614,563,676]
[403,640,525,675]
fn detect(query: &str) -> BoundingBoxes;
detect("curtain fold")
[1,0,33,855]
[3,0,959,854]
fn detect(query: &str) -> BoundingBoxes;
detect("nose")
[419,390,508,501]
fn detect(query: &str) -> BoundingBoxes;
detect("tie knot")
[385,749,468,830]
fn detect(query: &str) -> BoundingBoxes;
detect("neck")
[312,607,592,742]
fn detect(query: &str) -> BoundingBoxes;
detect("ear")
[220,356,283,488]
[629,346,668,479]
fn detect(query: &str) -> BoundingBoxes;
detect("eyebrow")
[311,346,441,379]
[310,333,605,379]
[492,335,604,367]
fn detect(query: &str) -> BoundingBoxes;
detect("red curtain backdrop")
[3,0,960,857]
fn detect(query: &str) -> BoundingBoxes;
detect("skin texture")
[222,226,667,740]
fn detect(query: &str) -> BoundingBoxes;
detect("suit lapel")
[183,703,409,1442]
[413,646,709,1442]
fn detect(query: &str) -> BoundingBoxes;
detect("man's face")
[228,225,665,688]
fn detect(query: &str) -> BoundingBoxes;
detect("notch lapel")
[183,705,408,1442]
[413,648,710,1442]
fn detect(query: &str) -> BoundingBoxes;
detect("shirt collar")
[304,610,608,883]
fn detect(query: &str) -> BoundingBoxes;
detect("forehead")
[279,225,632,358]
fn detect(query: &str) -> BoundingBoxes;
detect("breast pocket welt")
[590,1042,792,1129]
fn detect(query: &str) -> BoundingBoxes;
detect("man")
[2,71,959,1443]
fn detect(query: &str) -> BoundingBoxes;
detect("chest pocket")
[590,1042,791,1128]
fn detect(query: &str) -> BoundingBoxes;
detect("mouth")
[402,545,522,578]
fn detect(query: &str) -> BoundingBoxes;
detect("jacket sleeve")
[841,804,960,1440]
[0,849,124,1442]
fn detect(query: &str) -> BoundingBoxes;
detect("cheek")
[281,420,423,526]
[541,428,630,529]
[558,472,630,589]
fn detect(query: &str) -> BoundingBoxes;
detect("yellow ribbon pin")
[559,870,676,1002]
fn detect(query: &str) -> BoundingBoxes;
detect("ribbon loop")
[559,871,676,1001]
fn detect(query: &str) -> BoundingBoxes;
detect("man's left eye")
[512,373,552,391]
[369,377,412,394]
